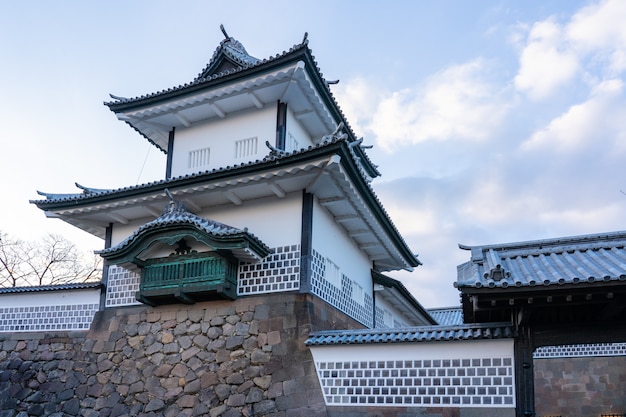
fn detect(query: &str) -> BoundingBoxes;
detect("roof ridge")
[459,230,626,252]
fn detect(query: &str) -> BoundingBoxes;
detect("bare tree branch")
[0,231,102,287]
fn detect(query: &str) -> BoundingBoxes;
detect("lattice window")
[326,258,341,288]
[287,132,300,152]
[188,147,210,169]
[0,304,99,332]
[533,343,626,358]
[237,245,300,295]
[235,137,258,159]
[352,282,364,304]
[316,357,515,407]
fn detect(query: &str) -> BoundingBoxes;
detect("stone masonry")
[0,293,362,417]
[534,356,626,417]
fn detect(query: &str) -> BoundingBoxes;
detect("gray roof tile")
[305,322,513,346]
[456,231,626,290]
[427,306,464,326]
[0,282,102,294]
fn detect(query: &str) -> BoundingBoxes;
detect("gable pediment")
[196,29,260,80]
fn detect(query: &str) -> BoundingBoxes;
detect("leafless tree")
[0,231,101,288]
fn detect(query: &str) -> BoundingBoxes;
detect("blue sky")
[2,0,626,307]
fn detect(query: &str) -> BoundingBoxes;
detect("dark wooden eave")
[462,282,626,324]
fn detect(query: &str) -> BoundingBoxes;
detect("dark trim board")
[276,101,287,150]
[166,128,175,180]
[299,191,313,293]
[99,223,114,310]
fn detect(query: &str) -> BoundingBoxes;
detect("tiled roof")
[104,34,335,120]
[456,231,626,290]
[105,38,277,110]
[427,306,464,326]
[33,137,352,205]
[32,137,419,271]
[305,322,514,346]
[0,281,102,294]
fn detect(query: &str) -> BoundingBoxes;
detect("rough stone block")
[245,386,264,403]
[144,398,165,412]
[253,399,277,415]
[209,404,227,417]
[184,379,201,394]
[227,393,246,407]
[188,309,205,323]
[177,394,199,408]
[182,346,201,361]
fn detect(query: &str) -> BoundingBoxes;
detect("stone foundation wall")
[535,356,626,417]
[0,293,362,417]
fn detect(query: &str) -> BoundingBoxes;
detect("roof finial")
[164,188,186,214]
[302,32,308,44]
[321,122,347,143]
[220,24,230,40]
[265,140,286,157]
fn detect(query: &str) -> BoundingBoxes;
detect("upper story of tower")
[104,27,379,181]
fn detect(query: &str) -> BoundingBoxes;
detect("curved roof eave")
[32,139,417,271]
[97,208,270,265]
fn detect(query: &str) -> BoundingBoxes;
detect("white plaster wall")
[110,218,153,247]
[0,288,100,308]
[171,106,276,177]
[312,198,372,292]
[108,193,301,256]
[197,192,302,249]
[286,107,313,151]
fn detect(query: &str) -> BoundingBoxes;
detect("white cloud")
[522,78,625,151]
[515,0,626,99]
[567,0,626,74]
[514,19,579,99]
[335,59,509,152]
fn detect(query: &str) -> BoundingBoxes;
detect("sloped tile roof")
[456,231,626,290]
[105,38,290,109]
[305,322,514,346]
[0,282,102,294]
[32,137,419,271]
[427,306,464,326]
[33,137,354,205]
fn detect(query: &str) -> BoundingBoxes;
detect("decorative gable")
[195,25,260,80]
